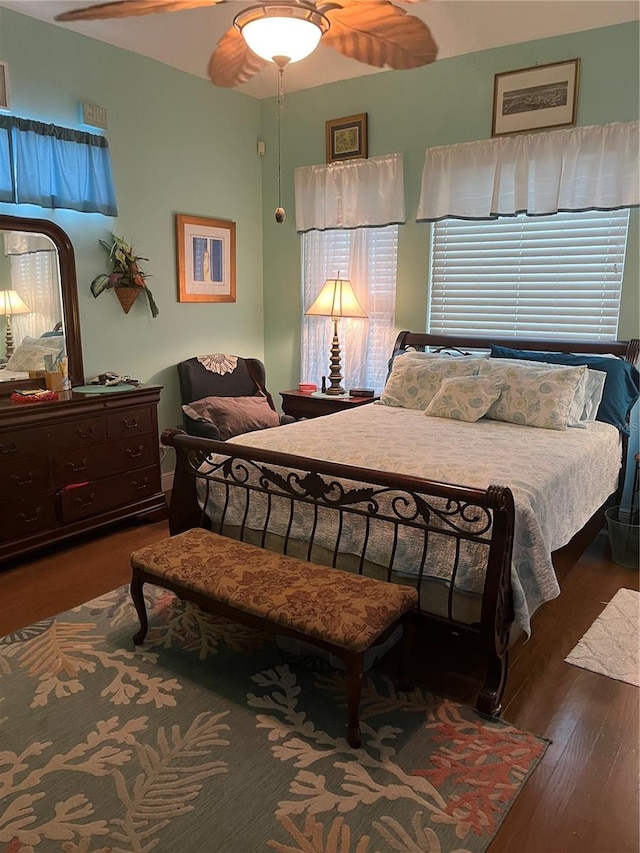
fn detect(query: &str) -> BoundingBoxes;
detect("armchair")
[177,353,294,441]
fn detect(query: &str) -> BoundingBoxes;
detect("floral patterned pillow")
[380,356,485,410]
[478,360,588,430]
[424,375,503,422]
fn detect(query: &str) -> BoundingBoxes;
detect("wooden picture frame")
[176,214,236,304]
[0,61,10,111]
[492,59,580,137]
[325,113,368,163]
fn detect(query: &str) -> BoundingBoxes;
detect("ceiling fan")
[55,0,439,88]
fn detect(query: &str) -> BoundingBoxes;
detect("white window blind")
[302,226,398,391]
[429,210,629,341]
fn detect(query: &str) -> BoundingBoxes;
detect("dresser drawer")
[44,415,106,450]
[53,435,158,487]
[0,495,58,541]
[106,406,153,439]
[0,427,49,460]
[59,465,161,523]
[0,456,51,503]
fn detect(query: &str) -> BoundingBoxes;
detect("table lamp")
[0,289,31,358]
[305,276,367,395]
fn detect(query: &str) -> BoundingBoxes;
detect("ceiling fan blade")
[208,27,269,88]
[55,0,221,23]
[321,0,438,70]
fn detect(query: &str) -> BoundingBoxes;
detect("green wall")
[260,21,640,396]
[0,10,637,449]
[0,7,264,457]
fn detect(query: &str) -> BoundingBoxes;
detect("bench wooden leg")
[130,568,148,645]
[343,651,363,748]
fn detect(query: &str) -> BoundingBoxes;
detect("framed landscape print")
[176,214,236,303]
[492,59,580,137]
[326,113,368,163]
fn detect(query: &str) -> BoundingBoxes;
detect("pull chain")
[275,63,286,224]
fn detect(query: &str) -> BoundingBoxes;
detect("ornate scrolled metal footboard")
[162,428,516,715]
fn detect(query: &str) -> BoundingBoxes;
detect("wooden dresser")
[0,385,167,562]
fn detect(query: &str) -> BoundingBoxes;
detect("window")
[302,226,398,391]
[429,210,629,340]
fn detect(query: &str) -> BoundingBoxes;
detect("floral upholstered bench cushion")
[130,528,417,653]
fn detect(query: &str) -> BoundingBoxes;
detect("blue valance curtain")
[0,116,118,216]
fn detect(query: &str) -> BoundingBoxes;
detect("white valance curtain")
[295,153,405,232]
[417,121,640,221]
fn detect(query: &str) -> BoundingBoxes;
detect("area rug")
[565,587,640,687]
[0,587,548,853]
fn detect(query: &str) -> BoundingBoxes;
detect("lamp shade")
[234,3,329,64]
[305,278,367,319]
[0,289,30,316]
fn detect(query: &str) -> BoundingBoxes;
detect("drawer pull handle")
[67,459,88,473]
[132,477,149,491]
[11,471,35,486]
[126,445,144,459]
[74,493,96,508]
[76,427,95,440]
[0,442,17,455]
[122,418,140,429]
[18,507,42,524]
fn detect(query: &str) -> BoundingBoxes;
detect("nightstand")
[280,390,378,420]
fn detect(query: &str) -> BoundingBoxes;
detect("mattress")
[212,404,622,634]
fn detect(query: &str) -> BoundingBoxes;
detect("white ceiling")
[2,0,638,98]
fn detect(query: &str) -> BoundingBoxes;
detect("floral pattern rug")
[0,587,547,853]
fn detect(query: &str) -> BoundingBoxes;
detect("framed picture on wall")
[176,214,236,303]
[0,61,10,111]
[325,113,368,163]
[492,58,580,137]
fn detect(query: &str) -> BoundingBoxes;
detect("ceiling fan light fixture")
[234,3,329,64]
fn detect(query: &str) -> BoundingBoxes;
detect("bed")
[164,332,639,714]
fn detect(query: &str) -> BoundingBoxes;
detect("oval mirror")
[0,215,84,394]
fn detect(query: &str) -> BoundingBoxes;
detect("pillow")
[386,348,487,381]
[182,394,280,440]
[490,345,640,434]
[486,356,601,428]
[380,356,485,410]
[40,330,64,339]
[424,375,503,422]
[5,335,65,372]
[478,360,587,430]
[581,369,607,423]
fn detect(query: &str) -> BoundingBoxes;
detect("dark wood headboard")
[393,331,639,365]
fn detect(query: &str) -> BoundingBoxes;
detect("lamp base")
[325,319,345,395]
[5,316,14,359]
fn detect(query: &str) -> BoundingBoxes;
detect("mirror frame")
[0,214,84,394]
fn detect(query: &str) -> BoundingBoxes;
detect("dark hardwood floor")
[0,519,637,853]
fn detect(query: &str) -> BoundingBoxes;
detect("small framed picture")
[492,59,580,137]
[176,214,236,304]
[0,61,10,111]
[325,113,368,163]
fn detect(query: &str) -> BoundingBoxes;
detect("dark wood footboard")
[162,428,516,715]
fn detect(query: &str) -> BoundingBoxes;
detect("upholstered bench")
[130,528,418,747]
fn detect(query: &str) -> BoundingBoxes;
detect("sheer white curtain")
[3,233,62,341]
[301,226,398,391]
[417,121,640,220]
[295,154,404,392]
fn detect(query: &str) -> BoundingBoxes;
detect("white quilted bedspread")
[224,404,621,634]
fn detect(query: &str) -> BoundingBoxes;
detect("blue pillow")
[490,345,640,435]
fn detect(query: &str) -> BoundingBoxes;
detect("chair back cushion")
[177,355,269,405]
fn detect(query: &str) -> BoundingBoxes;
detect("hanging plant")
[90,234,159,318]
